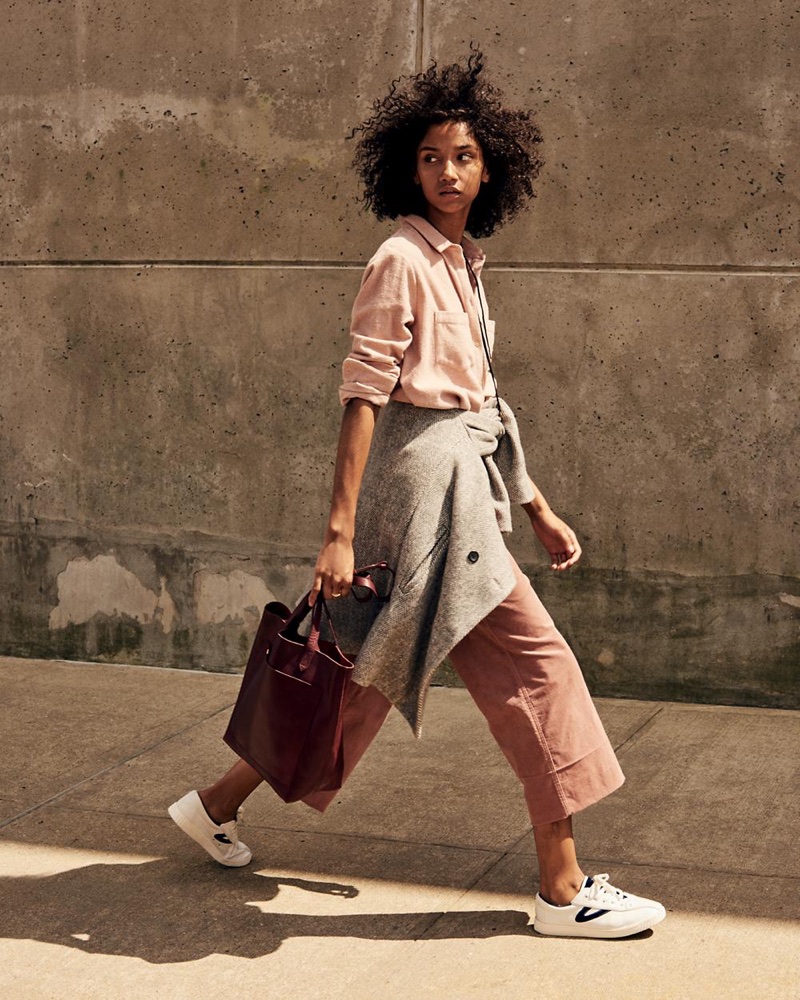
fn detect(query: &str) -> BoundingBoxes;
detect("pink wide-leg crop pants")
[303,556,624,826]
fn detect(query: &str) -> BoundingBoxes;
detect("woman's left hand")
[529,508,582,571]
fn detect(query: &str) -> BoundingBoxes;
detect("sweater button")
[467,551,479,564]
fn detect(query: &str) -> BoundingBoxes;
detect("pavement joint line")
[6,802,521,857]
[3,798,796,884]
[575,855,800,882]
[503,826,536,856]
[416,849,516,940]
[5,799,792,886]
[612,704,667,756]
[0,704,234,831]
[237,826,533,860]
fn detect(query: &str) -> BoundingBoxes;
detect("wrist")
[524,496,551,524]
[324,523,355,545]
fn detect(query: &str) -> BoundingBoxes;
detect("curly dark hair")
[350,49,544,238]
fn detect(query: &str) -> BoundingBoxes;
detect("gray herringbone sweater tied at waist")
[330,397,534,736]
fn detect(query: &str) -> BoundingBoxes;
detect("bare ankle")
[539,873,584,906]
[197,789,236,826]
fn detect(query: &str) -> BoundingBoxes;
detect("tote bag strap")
[351,561,395,603]
[288,560,395,672]
[298,594,350,673]
[300,561,395,667]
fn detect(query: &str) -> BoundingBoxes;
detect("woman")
[169,51,666,939]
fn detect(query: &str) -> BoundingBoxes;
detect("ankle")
[538,872,585,907]
[198,789,237,826]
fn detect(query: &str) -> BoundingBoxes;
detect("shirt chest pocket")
[433,311,477,374]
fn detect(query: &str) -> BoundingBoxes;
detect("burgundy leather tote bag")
[223,564,392,803]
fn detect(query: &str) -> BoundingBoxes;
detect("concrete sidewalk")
[0,655,797,1000]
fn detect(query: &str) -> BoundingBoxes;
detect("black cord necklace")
[464,254,502,422]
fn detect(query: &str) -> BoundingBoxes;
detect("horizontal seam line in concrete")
[0,517,319,560]
[5,656,244,680]
[26,803,518,857]
[1,260,799,275]
[575,855,800,882]
[0,260,357,270]
[15,804,797,884]
[0,704,234,832]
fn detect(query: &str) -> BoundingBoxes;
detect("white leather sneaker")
[533,873,666,939]
[168,790,252,867]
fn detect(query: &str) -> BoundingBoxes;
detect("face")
[414,120,490,220]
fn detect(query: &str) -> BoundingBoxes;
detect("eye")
[458,153,474,160]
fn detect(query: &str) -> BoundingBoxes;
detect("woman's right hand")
[309,535,355,606]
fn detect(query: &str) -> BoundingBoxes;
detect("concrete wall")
[1,1,798,707]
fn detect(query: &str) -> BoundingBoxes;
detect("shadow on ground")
[0,859,537,964]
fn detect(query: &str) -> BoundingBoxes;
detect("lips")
[439,188,461,196]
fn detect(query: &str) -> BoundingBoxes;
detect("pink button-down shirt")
[339,215,495,412]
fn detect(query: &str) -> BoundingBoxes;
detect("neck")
[424,207,468,246]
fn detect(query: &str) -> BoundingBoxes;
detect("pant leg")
[449,555,624,826]
[301,682,392,813]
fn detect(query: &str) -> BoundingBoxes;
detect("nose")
[440,158,458,181]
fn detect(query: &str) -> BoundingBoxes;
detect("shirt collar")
[402,214,486,272]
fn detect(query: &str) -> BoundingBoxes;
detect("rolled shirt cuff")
[339,358,399,408]
[339,384,392,407]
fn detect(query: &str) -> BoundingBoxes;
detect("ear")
[481,165,490,184]
[413,170,421,185]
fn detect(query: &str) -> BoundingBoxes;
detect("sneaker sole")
[168,799,252,868]
[533,909,666,939]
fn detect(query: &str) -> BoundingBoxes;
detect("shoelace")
[231,806,244,838]
[221,807,244,839]
[583,873,627,905]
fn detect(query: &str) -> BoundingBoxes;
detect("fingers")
[324,575,352,601]
[550,538,582,571]
[310,539,355,604]
[309,570,353,604]
[308,571,323,606]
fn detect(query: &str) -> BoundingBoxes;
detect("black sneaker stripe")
[575,907,609,923]
[214,833,232,844]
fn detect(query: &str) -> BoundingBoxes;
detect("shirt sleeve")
[339,248,416,407]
